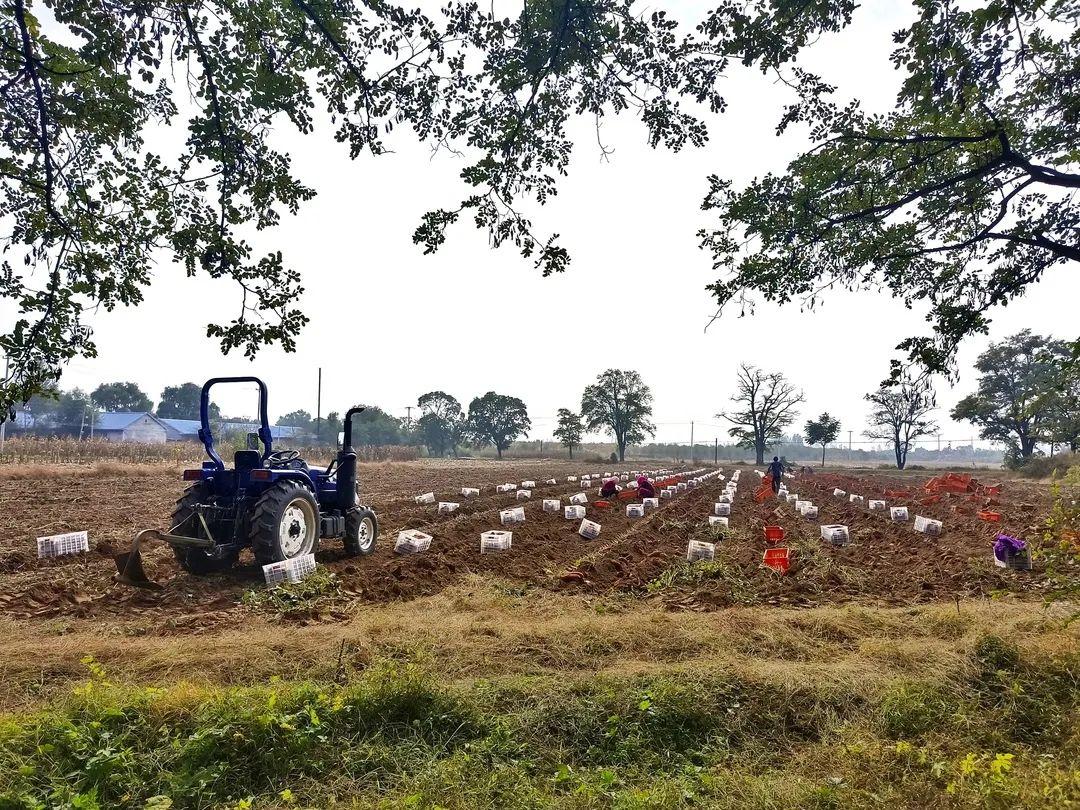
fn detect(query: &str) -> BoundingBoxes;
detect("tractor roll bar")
[199,377,272,472]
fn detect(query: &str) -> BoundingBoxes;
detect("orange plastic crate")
[763,547,791,574]
[763,525,786,543]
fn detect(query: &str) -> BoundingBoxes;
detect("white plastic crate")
[569,492,588,505]
[802,506,819,519]
[718,493,732,504]
[869,500,886,511]
[714,503,731,516]
[708,516,729,527]
[642,497,659,510]
[480,530,512,553]
[500,506,526,525]
[461,487,480,498]
[581,480,592,489]
[661,489,673,499]
[544,478,557,485]
[395,529,432,554]
[521,480,536,489]
[542,499,561,513]
[437,502,460,514]
[890,506,909,522]
[414,492,436,505]
[686,540,716,562]
[496,483,516,493]
[849,494,864,505]
[262,553,316,587]
[627,480,638,489]
[36,530,89,559]
[626,503,645,518]
[914,515,943,536]
[567,476,577,482]
[786,494,798,504]
[820,525,849,545]
[516,489,532,501]
[620,474,629,482]
[564,505,586,520]
[578,519,602,539]
[833,488,846,497]
[795,500,812,513]
[677,482,687,492]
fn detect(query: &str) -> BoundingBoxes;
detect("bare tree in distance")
[865,375,939,470]
[722,364,804,465]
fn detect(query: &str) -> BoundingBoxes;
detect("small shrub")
[878,682,953,738]
[973,634,1020,674]
[1018,452,1078,478]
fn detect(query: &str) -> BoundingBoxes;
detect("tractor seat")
[234,449,262,473]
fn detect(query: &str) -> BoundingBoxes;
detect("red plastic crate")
[763,547,791,574]
[763,525,786,543]
[978,510,1002,522]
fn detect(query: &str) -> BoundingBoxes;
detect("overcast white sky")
[46,1,1078,446]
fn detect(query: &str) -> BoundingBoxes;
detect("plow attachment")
[113,528,215,590]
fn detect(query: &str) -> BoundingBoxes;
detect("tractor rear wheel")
[249,481,320,565]
[171,483,240,575]
[343,507,378,556]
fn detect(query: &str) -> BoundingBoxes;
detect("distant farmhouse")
[13,410,311,445]
[95,412,169,443]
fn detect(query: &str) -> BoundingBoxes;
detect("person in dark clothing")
[636,475,656,499]
[767,456,784,494]
[600,477,619,498]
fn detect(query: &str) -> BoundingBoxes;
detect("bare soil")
[0,460,1055,636]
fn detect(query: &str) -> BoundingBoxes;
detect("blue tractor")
[115,376,378,588]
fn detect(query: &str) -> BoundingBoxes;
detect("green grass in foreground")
[0,635,1077,810]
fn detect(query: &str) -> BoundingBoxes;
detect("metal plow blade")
[113,529,166,590]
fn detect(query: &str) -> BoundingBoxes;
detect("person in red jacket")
[636,475,656,499]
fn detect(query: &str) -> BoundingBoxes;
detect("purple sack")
[993,533,1026,563]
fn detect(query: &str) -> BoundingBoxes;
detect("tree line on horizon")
[12,332,1078,468]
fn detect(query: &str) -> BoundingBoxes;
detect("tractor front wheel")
[250,481,320,565]
[343,507,378,556]
[171,483,240,575]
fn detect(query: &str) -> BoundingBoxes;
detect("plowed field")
[0,460,1053,636]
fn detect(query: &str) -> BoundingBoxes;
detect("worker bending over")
[636,475,656,499]
[600,477,619,498]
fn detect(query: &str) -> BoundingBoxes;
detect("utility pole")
[405,406,413,429]
[316,367,322,441]
[848,429,853,462]
[689,421,694,464]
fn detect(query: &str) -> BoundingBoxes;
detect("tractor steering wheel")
[267,449,301,466]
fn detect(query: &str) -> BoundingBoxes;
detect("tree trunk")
[821,444,826,467]
[618,442,625,462]
[568,444,573,459]
[496,445,502,459]
[755,446,765,464]
[1020,435,1036,458]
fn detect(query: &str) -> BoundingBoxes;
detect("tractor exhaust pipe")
[338,406,364,512]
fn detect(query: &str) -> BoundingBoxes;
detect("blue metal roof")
[95,412,153,431]
[160,417,309,440]
[159,418,201,436]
